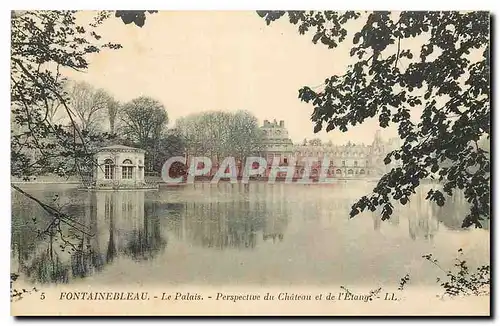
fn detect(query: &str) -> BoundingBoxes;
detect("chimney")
[263,120,270,127]
[279,120,284,127]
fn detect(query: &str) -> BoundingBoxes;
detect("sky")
[63,11,400,145]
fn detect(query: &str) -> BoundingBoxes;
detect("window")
[342,160,346,166]
[122,159,134,179]
[354,161,358,167]
[104,159,114,180]
[283,158,288,164]
[122,167,133,179]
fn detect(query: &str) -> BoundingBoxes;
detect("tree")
[176,111,231,160]
[120,130,186,173]
[10,10,156,295]
[150,130,186,172]
[67,80,113,133]
[120,96,169,171]
[258,11,490,228]
[308,138,322,146]
[227,110,265,162]
[176,110,264,162]
[120,96,168,146]
[43,96,62,124]
[11,10,120,180]
[106,98,121,134]
[11,10,156,179]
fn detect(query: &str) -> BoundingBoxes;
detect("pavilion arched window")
[348,169,354,175]
[360,169,366,174]
[122,159,134,179]
[104,159,114,180]
[336,169,342,175]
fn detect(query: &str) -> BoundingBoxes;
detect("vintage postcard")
[10,10,490,316]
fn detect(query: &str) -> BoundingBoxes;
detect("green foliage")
[258,11,490,228]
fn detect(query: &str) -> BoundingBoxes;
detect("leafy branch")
[423,249,489,297]
[258,11,490,228]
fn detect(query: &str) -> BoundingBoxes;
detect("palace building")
[260,119,295,165]
[259,119,401,179]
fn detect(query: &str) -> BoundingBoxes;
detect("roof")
[98,144,146,153]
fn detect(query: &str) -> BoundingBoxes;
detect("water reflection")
[10,182,488,285]
[12,189,168,283]
[168,184,289,249]
[406,186,489,242]
[24,234,71,284]
[90,191,167,261]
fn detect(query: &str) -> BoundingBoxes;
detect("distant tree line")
[13,77,265,176]
[176,110,264,163]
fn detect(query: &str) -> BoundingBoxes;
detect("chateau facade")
[260,119,401,178]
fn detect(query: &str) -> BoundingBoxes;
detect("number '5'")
[40,292,45,300]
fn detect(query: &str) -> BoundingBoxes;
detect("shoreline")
[10,179,382,187]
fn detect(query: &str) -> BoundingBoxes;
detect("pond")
[11,181,490,287]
